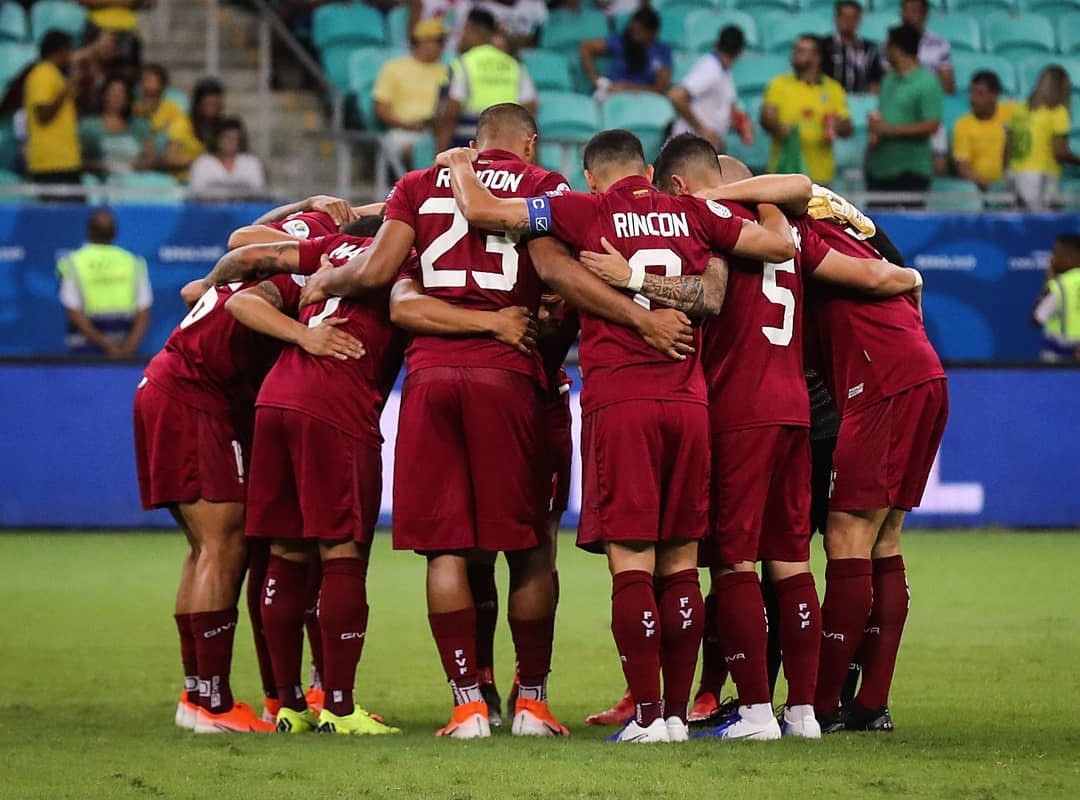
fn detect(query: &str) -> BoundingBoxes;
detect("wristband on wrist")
[626,270,644,292]
[910,268,923,289]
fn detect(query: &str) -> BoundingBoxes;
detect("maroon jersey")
[385,148,569,386]
[531,176,744,413]
[701,203,811,432]
[264,210,338,239]
[796,216,945,417]
[143,274,304,418]
[256,234,407,442]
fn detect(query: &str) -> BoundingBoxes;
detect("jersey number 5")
[418,197,519,291]
[761,259,795,346]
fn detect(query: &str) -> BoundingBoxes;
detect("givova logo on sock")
[642,610,656,637]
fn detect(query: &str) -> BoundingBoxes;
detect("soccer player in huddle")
[301,103,694,739]
[438,128,805,743]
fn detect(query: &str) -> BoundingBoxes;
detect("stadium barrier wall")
[1,204,1078,360]
[1,363,1077,530]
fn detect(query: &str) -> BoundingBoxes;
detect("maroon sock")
[174,613,199,704]
[855,556,910,710]
[190,608,238,714]
[262,556,309,711]
[245,547,276,698]
[303,559,324,689]
[509,615,554,696]
[467,563,498,676]
[611,570,662,727]
[774,572,822,707]
[657,569,704,723]
[318,557,369,717]
[714,571,771,706]
[815,558,873,717]
[428,607,480,704]
[699,591,728,695]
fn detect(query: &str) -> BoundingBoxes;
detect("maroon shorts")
[578,400,709,553]
[133,378,246,509]
[543,388,573,515]
[700,425,812,567]
[245,406,381,543]
[830,378,949,513]
[392,367,543,553]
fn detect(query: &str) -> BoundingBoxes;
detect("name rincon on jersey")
[435,167,524,194]
[612,212,690,240]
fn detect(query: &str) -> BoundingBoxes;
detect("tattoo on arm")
[641,274,708,317]
[254,280,285,310]
[207,243,296,283]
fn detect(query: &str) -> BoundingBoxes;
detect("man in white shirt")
[668,26,746,152]
[899,0,953,93]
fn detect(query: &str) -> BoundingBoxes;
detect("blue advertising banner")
[0,204,1077,361]
[0,364,1076,530]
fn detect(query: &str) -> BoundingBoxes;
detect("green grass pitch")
[2,530,1078,799]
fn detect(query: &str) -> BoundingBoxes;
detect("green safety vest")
[58,243,145,317]
[1044,267,1080,343]
[453,44,522,116]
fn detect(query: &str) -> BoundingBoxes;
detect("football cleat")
[840,663,861,707]
[304,686,325,716]
[511,698,570,737]
[584,689,635,726]
[818,707,848,735]
[318,707,401,735]
[689,691,738,725]
[845,703,894,733]
[478,670,503,728]
[436,701,491,739]
[605,717,671,744]
[194,702,276,734]
[275,706,319,734]
[691,704,781,741]
[261,696,280,724]
[665,717,689,743]
[175,694,199,731]
[779,704,822,739]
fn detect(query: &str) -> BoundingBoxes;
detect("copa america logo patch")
[706,199,732,219]
[282,219,311,238]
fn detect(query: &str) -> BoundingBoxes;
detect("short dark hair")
[835,0,863,12]
[466,8,497,33]
[970,70,1002,94]
[798,34,825,59]
[630,6,661,32]
[887,24,921,57]
[583,129,646,174]
[87,208,117,244]
[653,133,721,193]
[342,212,384,238]
[476,102,538,142]
[1055,233,1080,252]
[717,25,745,57]
[142,63,170,86]
[40,30,72,59]
[902,0,930,8]
[212,117,248,153]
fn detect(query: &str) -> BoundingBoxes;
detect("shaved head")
[717,155,753,184]
[475,103,538,152]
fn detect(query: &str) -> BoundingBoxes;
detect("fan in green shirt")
[80,76,155,177]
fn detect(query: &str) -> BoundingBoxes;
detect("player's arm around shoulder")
[203,241,301,287]
[436,147,532,234]
[810,248,923,299]
[694,174,813,217]
[734,202,796,263]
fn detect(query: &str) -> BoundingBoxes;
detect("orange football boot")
[511,697,570,737]
[584,689,635,726]
[194,701,276,734]
[435,700,491,739]
[304,687,325,715]
[262,696,281,724]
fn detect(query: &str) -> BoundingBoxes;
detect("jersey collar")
[608,174,656,194]
[477,148,524,164]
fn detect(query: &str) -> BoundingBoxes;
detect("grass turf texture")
[1,530,1078,799]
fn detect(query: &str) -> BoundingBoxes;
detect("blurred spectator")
[866,25,943,200]
[951,70,1013,191]
[24,32,82,191]
[189,118,266,198]
[823,0,884,94]
[761,35,852,184]
[374,18,449,166]
[133,64,203,176]
[80,76,154,177]
[1032,234,1080,362]
[1008,66,1080,211]
[899,0,953,94]
[189,77,225,152]
[580,6,672,98]
[58,208,151,357]
[450,1,548,53]
[436,8,537,150]
[669,25,748,152]
[78,0,151,79]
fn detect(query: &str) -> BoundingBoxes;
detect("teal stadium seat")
[846,92,878,128]
[0,169,22,205]
[538,91,601,138]
[163,87,189,114]
[539,142,588,190]
[761,13,831,54]
[659,4,698,48]
[347,46,401,96]
[732,53,789,96]
[386,4,408,47]
[685,10,759,53]
[983,13,1056,57]
[106,171,184,205]
[521,49,573,92]
[672,49,698,83]
[312,3,386,51]
[601,92,675,159]
[542,8,610,53]
[933,13,981,53]
[951,0,1016,13]
[411,132,435,168]
[654,0,726,9]
[952,52,1018,95]
[740,0,800,15]
[872,0,947,11]
[321,45,356,92]
[1018,56,1080,103]
[0,42,34,96]
[857,12,893,46]
[1021,0,1080,14]
[941,93,969,135]
[0,2,28,41]
[834,94,875,175]
[726,97,771,174]
[1060,14,1080,54]
[803,0,841,11]
[927,177,984,211]
[30,0,86,43]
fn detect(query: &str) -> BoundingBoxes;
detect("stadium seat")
[601,92,675,159]
[857,12,894,46]
[312,3,386,51]
[410,132,435,168]
[540,141,588,190]
[0,168,21,204]
[672,49,698,83]
[685,10,759,53]
[541,8,610,53]
[951,0,1016,12]
[933,14,981,53]
[732,53,789,96]
[872,0,947,10]
[847,93,878,129]
[952,52,1018,95]
[0,2,28,41]
[0,42,34,96]
[927,177,984,211]
[803,0,841,10]
[320,44,356,92]
[1018,56,1080,103]
[659,4,698,48]
[761,13,830,54]
[983,13,1056,57]
[521,49,573,92]
[163,87,190,114]
[1058,14,1080,54]
[347,46,400,96]
[740,0,800,14]
[538,91,601,138]
[833,128,867,175]
[386,4,409,47]
[941,93,969,134]
[30,0,86,43]
[1021,0,1080,14]
[106,172,184,205]
[654,0,725,9]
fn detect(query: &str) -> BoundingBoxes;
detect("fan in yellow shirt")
[133,63,205,177]
[951,70,1015,189]
[1007,65,1080,210]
